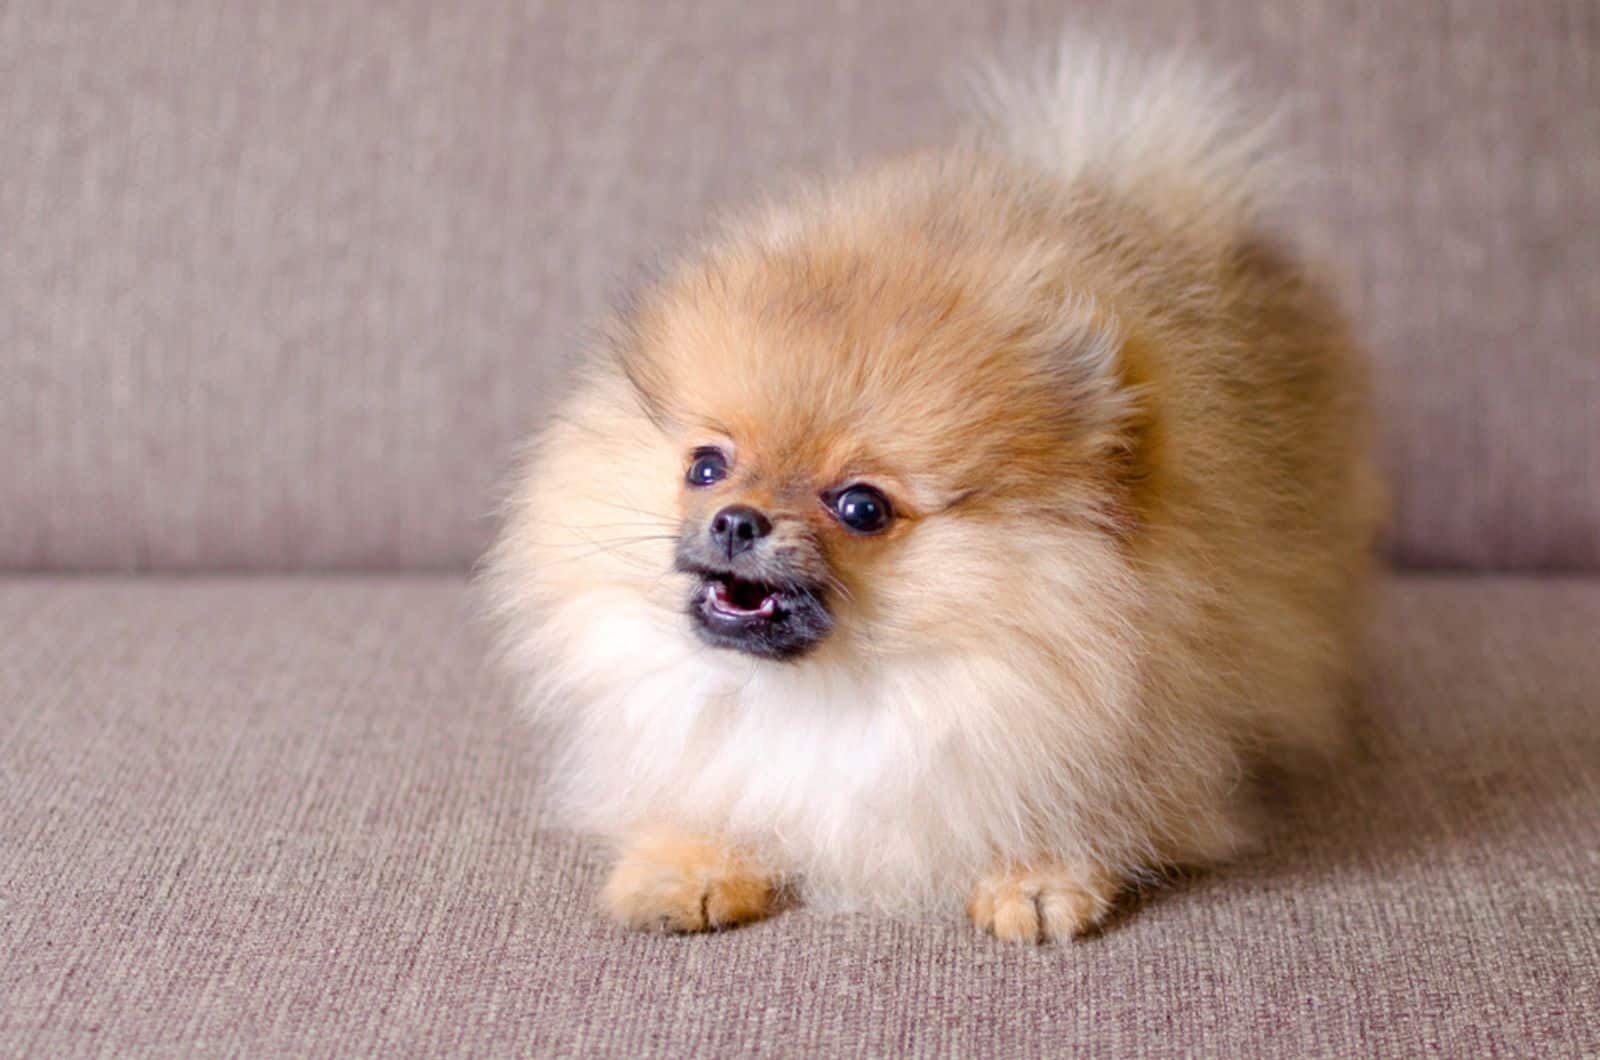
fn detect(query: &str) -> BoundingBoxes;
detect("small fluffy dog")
[488,42,1380,942]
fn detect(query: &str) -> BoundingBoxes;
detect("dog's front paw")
[600,828,775,933]
[968,861,1119,943]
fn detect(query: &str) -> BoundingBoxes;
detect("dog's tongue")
[709,580,776,617]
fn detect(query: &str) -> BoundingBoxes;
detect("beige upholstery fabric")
[3,1,1597,572]
[3,576,1596,1055]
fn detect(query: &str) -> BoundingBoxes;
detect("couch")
[4,2,1596,1055]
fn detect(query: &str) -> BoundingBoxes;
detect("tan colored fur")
[968,861,1119,943]
[600,827,776,932]
[487,41,1380,941]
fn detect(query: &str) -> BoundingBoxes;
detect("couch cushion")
[3,2,1597,572]
[2,576,1596,1054]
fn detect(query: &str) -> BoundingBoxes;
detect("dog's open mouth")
[685,569,832,660]
[703,574,781,619]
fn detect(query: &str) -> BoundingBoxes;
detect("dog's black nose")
[709,504,772,559]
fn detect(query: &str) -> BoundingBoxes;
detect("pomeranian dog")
[488,40,1380,943]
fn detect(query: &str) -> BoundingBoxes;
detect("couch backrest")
[4,1,1596,571]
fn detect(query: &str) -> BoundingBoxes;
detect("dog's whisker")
[585,497,679,524]
[534,532,679,545]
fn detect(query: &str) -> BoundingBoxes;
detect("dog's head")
[510,162,1144,666]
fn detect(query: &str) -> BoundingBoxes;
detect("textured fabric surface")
[2,576,1596,1056]
[3,1,1597,572]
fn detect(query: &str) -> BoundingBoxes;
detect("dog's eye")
[686,448,729,488]
[830,485,892,534]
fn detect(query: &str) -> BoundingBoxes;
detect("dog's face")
[672,438,847,660]
[580,211,1140,666]
[670,406,934,660]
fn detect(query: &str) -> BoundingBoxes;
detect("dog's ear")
[1037,297,1138,445]
[602,292,677,434]
[609,337,671,433]
[1096,334,1159,541]
[1037,302,1157,539]
[587,257,677,433]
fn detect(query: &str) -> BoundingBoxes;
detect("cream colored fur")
[486,39,1380,938]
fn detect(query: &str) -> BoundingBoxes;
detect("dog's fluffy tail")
[967,37,1286,229]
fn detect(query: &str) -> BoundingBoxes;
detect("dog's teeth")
[705,578,778,618]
